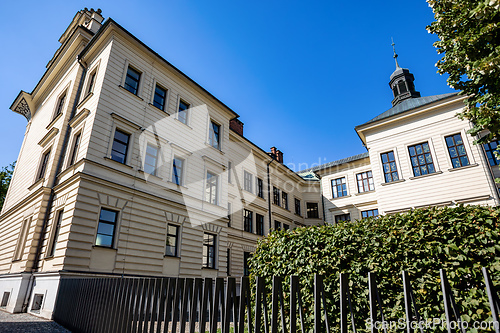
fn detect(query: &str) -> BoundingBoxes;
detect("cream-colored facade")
[1,9,499,320]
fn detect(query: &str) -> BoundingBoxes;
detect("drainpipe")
[314,171,327,225]
[22,57,88,312]
[267,157,275,232]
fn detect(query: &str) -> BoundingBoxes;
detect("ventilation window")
[1,292,10,307]
[31,294,44,312]
[398,81,408,94]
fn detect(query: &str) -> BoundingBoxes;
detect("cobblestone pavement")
[0,310,71,333]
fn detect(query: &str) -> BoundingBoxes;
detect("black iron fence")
[53,268,500,333]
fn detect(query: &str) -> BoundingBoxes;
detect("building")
[1,9,499,320]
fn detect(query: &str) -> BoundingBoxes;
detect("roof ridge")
[297,151,370,173]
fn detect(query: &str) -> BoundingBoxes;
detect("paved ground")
[0,310,71,333]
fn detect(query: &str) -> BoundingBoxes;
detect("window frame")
[68,132,82,167]
[110,128,131,165]
[295,198,301,216]
[483,140,500,166]
[243,209,253,233]
[274,220,282,231]
[380,150,400,183]
[282,192,289,210]
[335,213,351,223]
[243,252,251,276]
[47,210,64,258]
[257,178,264,198]
[95,208,119,248]
[177,98,190,125]
[172,156,185,186]
[209,120,221,150]
[205,171,219,205]
[445,133,471,168]
[13,217,31,261]
[273,187,280,206]
[86,70,97,96]
[361,209,379,219]
[356,171,375,193]
[331,177,347,198]
[202,233,217,269]
[306,202,319,219]
[37,148,52,181]
[244,170,253,193]
[143,143,159,176]
[165,223,180,257]
[407,142,437,177]
[53,91,67,121]
[256,214,265,236]
[123,65,142,96]
[152,83,168,111]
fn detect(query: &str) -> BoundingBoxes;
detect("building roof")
[357,92,458,127]
[297,151,370,175]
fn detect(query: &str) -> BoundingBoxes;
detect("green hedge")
[249,205,500,332]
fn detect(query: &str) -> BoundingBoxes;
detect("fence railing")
[53,268,500,333]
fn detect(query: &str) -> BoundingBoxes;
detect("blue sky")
[0,0,454,171]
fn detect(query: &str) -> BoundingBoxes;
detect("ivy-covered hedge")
[249,205,500,332]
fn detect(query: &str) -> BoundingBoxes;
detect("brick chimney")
[230,118,244,136]
[268,147,284,163]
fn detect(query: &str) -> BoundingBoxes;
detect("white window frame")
[205,170,219,205]
[176,95,190,126]
[150,78,170,112]
[120,60,145,98]
[243,170,253,193]
[379,147,404,184]
[107,113,141,167]
[441,129,476,169]
[94,206,121,249]
[208,119,223,151]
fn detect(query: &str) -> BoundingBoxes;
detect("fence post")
[440,269,466,333]
[224,277,238,333]
[482,267,500,333]
[369,272,388,333]
[239,276,253,333]
[255,276,270,333]
[402,271,424,333]
[314,274,330,333]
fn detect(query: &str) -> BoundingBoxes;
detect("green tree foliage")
[249,206,500,332]
[0,162,15,212]
[427,0,500,142]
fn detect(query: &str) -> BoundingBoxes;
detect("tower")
[389,41,421,106]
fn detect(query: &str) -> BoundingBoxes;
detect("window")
[408,142,436,176]
[381,151,399,183]
[54,93,66,119]
[37,150,51,181]
[203,233,216,269]
[177,100,189,125]
[124,66,141,95]
[257,178,264,198]
[87,71,96,95]
[153,84,167,111]
[227,249,231,276]
[68,133,81,166]
[165,224,179,257]
[209,121,221,150]
[331,177,347,198]
[95,208,118,248]
[244,209,253,233]
[283,224,290,230]
[356,171,374,193]
[13,218,30,261]
[48,210,63,257]
[244,171,253,192]
[307,202,319,219]
[295,198,301,216]
[274,220,281,230]
[273,187,280,206]
[227,203,232,226]
[445,134,470,168]
[111,129,130,164]
[228,161,232,183]
[256,214,264,236]
[335,213,351,223]
[282,192,288,210]
[484,141,500,166]
[361,209,379,219]
[172,157,184,185]
[243,252,251,276]
[144,144,159,175]
[206,171,218,205]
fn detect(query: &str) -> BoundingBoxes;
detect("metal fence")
[53,268,500,333]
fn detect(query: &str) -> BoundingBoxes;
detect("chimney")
[85,8,104,34]
[268,147,283,163]
[229,118,244,136]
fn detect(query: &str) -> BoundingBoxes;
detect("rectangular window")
[37,150,51,181]
[68,133,81,166]
[209,121,221,150]
[335,213,351,223]
[48,210,63,257]
[361,209,379,219]
[227,249,231,276]
[95,208,118,248]
[307,202,319,219]
[111,129,130,164]
[203,233,216,269]
[356,171,375,193]
[243,252,251,276]
[165,224,179,257]
[408,142,436,176]
[153,84,167,111]
[54,93,66,119]
[484,141,500,166]
[206,171,218,205]
[295,198,301,216]
[144,144,159,175]
[244,209,253,233]
[228,161,232,183]
[331,177,347,198]
[13,218,30,261]
[282,192,288,210]
[283,224,290,231]
[446,134,470,168]
[244,171,253,193]
[178,100,189,124]
[256,214,264,236]
[274,220,282,230]
[381,151,399,183]
[87,71,96,95]
[172,157,184,185]
[257,178,264,198]
[273,187,280,206]
[124,66,141,95]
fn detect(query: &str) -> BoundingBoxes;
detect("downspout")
[314,171,327,225]
[267,157,275,232]
[22,57,87,312]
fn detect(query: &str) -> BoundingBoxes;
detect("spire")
[391,38,400,69]
[388,40,421,107]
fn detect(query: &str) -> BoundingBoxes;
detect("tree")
[0,162,15,212]
[427,0,500,143]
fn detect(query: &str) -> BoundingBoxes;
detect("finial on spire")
[391,37,400,69]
